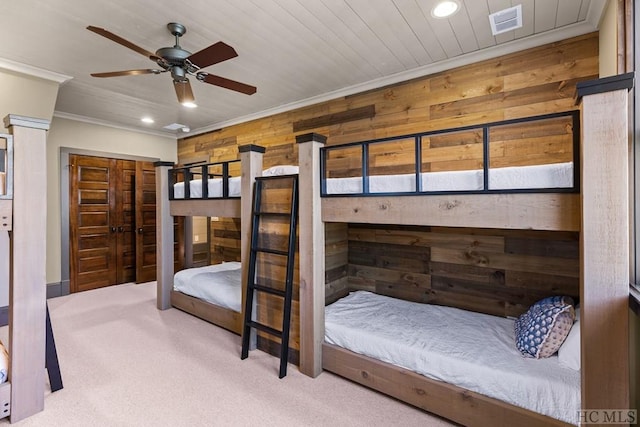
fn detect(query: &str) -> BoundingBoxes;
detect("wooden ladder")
[241,174,298,378]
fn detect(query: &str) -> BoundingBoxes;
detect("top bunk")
[298,111,581,232]
[160,144,266,218]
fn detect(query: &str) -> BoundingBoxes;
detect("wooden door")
[116,160,136,284]
[135,161,157,283]
[69,155,117,292]
[69,155,156,292]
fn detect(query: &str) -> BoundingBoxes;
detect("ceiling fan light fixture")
[431,0,460,18]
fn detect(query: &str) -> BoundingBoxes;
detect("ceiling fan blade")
[87,26,161,62]
[199,73,257,95]
[174,79,195,104]
[187,41,238,69]
[91,69,161,78]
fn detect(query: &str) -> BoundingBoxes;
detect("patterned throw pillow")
[514,296,575,358]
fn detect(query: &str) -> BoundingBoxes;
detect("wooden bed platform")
[156,145,265,336]
[297,75,634,426]
[323,343,570,427]
[170,290,242,334]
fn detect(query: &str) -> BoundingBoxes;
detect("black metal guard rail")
[320,110,580,197]
[168,159,241,200]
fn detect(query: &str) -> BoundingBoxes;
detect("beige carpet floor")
[0,281,455,427]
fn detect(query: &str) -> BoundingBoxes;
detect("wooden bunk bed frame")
[155,144,265,335]
[296,74,634,427]
[0,114,50,423]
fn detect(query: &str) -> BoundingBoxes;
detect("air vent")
[163,123,188,131]
[489,4,523,35]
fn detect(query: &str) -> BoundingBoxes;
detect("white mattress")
[173,262,242,312]
[172,165,300,199]
[173,176,242,199]
[324,162,573,194]
[325,291,580,425]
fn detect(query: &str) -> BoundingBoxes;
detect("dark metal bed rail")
[320,110,581,197]
[168,159,241,200]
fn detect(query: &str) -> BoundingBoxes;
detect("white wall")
[46,117,177,285]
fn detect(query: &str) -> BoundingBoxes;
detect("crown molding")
[0,57,72,84]
[53,111,177,140]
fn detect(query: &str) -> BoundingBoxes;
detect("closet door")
[134,161,157,283]
[115,159,136,284]
[69,155,155,292]
[69,155,118,292]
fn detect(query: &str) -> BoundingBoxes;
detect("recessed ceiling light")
[141,117,154,124]
[182,102,197,108]
[432,0,460,18]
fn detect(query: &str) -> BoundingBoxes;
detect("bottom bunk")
[171,262,243,334]
[323,291,579,427]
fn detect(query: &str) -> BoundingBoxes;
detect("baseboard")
[47,280,70,299]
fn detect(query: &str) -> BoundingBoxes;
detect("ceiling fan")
[87,22,257,105]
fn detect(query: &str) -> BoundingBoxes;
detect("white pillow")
[262,165,299,176]
[558,309,580,370]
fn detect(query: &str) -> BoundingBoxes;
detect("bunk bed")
[0,114,50,423]
[156,145,301,336]
[155,145,266,334]
[296,75,633,427]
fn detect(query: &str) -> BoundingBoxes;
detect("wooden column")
[577,73,633,416]
[183,217,194,268]
[155,161,174,310]
[297,133,326,377]
[4,115,49,422]
[239,144,265,345]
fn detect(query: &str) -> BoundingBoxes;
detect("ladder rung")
[251,284,286,298]
[252,247,288,256]
[254,211,292,217]
[247,320,282,338]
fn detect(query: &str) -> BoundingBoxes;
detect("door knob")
[111,226,116,233]
[118,226,124,233]
[138,227,143,234]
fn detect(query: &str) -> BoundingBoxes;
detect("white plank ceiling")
[0,0,605,138]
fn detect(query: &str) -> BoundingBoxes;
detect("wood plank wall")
[347,224,580,318]
[178,33,598,362]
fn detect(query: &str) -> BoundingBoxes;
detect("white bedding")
[172,165,300,199]
[173,262,242,312]
[325,291,580,425]
[173,176,242,199]
[325,162,573,194]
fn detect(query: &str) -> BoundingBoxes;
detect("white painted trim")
[187,20,599,137]
[0,58,71,84]
[4,115,50,130]
[53,111,177,140]
[586,0,609,28]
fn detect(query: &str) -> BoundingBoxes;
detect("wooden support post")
[4,115,49,422]
[155,161,175,310]
[239,144,265,345]
[183,217,194,268]
[297,133,327,377]
[577,73,633,417]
